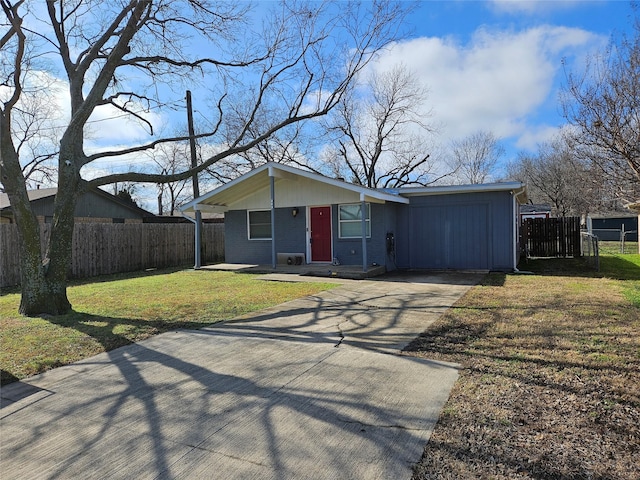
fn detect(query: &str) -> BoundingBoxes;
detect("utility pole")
[186,90,202,269]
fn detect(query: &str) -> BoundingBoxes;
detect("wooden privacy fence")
[0,223,224,288]
[522,217,581,258]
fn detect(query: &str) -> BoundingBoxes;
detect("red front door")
[310,206,332,262]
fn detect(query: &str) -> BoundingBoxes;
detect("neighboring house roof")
[0,187,155,218]
[181,162,527,213]
[588,213,638,219]
[0,188,59,210]
[520,203,551,214]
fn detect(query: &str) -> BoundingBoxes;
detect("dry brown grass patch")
[406,262,640,479]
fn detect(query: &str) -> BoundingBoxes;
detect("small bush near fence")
[0,223,224,288]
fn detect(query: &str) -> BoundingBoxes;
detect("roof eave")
[399,182,527,201]
[180,162,409,212]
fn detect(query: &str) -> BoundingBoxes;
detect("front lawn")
[0,269,335,385]
[407,254,640,479]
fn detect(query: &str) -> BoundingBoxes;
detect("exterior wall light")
[292,207,299,217]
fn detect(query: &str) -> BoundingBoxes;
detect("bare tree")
[1,0,408,315]
[448,130,504,185]
[206,107,320,183]
[0,17,63,189]
[320,64,441,188]
[12,88,62,188]
[508,135,593,217]
[145,141,192,215]
[562,7,640,202]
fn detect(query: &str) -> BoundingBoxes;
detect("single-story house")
[180,162,527,273]
[0,187,155,224]
[589,215,638,242]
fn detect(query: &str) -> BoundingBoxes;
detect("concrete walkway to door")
[0,272,481,480]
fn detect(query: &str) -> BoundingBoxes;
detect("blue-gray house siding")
[225,208,307,264]
[395,191,514,271]
[183,162,523,273]
[224,203,398,269]
[224,193,515,272]
[332,203,396,269]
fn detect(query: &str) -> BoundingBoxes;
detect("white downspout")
[512,186,526,272]
[360,194,367,273]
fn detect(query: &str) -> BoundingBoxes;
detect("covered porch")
[180,162,408,273]
[200,262,387,280]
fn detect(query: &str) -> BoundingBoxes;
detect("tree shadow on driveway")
[1,274,473,479]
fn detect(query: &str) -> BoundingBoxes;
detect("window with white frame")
[338,203,370,238]
[248,210,271,240]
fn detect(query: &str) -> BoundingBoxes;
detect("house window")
[338,203,370,238]
[248,210,271,240]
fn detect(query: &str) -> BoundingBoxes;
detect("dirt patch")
[405,265,640,479]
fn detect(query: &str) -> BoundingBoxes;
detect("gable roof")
[0,188,58,209]
[182,162,528,213]
[180,162,410,213]
[0,187,155,217]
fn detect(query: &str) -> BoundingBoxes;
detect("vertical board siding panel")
[136,224,145,272]
[1,223,225,287]
[71,223,81,278]
[100,223,108,275]
[143,224,151,268]
[0,225,20,287]
[524,217,581,258]
[155,225,164,268]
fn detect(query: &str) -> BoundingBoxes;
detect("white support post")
[361,195,367,273]
[194,211,202,269]
[270,170,277,269]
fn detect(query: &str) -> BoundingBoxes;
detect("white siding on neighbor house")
[230,176,366,210]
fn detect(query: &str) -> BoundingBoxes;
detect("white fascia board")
[399,182,526,197]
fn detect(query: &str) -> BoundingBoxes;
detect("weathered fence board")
[523,217,581,258]
[0,223,224,288]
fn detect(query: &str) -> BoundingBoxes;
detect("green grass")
[522,253,640,306]
[599,240,639,255]
[602,254,640,305]
[0,268,336,384]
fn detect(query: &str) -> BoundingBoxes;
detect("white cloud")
[514,124,561,150]
[85,103,166,147]
[488,0,581,15]
[368,24,604,153]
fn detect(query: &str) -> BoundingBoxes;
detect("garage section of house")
[395,188,522,271]
[181,163,526,273]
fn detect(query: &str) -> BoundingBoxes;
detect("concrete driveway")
[0,272,481,479]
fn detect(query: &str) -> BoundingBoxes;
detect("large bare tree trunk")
[2,117,74,315]
[2,0,409,317]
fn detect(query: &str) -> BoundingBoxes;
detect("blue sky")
[17,1,635,208]
[146,1,639,206]
[368,0,635,164]
[84,1,635,152]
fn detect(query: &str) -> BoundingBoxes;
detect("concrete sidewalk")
[0,272,481,480]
